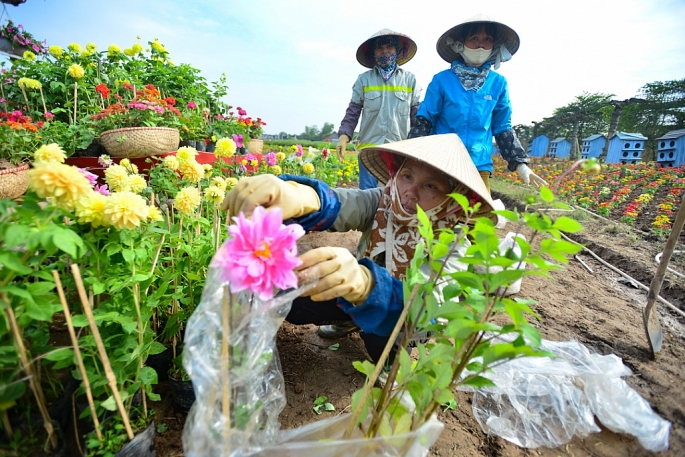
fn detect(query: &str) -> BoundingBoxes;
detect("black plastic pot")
[168,376,195,413]
[206,141,216,153]
[179,140,196,148]
[115,421,155,457]
[195,140,207,152]
[146,346,173,382]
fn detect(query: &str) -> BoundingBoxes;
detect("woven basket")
[100,127,180,158]
[247,139,264,155]
[0,163,30,200]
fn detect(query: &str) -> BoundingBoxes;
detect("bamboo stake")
[221,284,231,452]
[73,82,78,124]
[0,82,7,111]
[3,297,58,451]
[19,85,30,112]
[51,271,102,444]
[1,409,12,441]
[143,233,166,296]
[70,264,134,440]
[39,87,48,115]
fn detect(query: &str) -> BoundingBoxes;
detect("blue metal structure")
[549,137,571,159]
[581,134,606,159]
[527,134,550,157]
[655,129,685,168]
[606,132,647,164]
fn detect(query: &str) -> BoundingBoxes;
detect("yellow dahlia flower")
[49,45,64,58]
[148,206,164,222]
[75,191,107,227]
[269,165,282,175]
[67,43,82,53]
[179,161,205,184]
[210,176,227,191]
[151,39,167,54]
[127,174,147,194]
[226,177,238,188]
[102,192,150,230]
[108,44,121,56]
[67,64,85,79]
[163,155,179,170]
[104,164,130,192]
[119,158,138,174]
[34,144,66,163]
[124,48,134,56]
[174,187,201,215]
[204,186,224,205]
[214,138,236,158]
[176,147,198,165]
[86,42,97,52]
[28,163,92,211]
[276,152,286,162]
[302,163,315,174]
[132,43,143,54]
[18,77,41,90]
[23,51,36,61]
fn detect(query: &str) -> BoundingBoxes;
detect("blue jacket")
[417,68,513,173]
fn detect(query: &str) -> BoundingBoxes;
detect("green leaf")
[461,375,496,389]
[186,272,202,281]
[552,216,583,234]
[493,209,519,222]
[539,186,554,203]
[324,402,335,411]
[313,395,327,406]
[26,281,55,296]
[4,225,29,249]
[43,348,74,362]
[52,229,83,258]
[121,249,135,263]
[328,343,339,351]
[0,253,32,275]
[352,360,375,377]
[139,366,158,385]
[100,395,118,411]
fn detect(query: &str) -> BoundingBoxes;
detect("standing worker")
[408,15,546,191]
[336,29,422,190]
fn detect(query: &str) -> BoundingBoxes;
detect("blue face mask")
[374,52,397,69]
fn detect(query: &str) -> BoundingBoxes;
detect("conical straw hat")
[356,29,417,68]
[436,14,519,64]
[360,134,494,214]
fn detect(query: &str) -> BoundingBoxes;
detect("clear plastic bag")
[459,338,671,451]
[182,267,444,456]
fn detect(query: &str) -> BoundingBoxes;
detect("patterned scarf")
[364,176,472,278]
[451,60,491,92]
[376,53,398,82]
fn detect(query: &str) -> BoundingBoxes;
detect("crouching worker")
[220,134,494,379]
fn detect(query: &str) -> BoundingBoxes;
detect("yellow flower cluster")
[204,186,224,205]
[119,158,138,174]
[105,165,130,192]
[28,163,92,211]
[23,51,36,61]
[34,144,66,163]
[108,44,121,56]
[179,161,204,184]
[75,191,108,227]
[103,192,150,230]
[17,77,41,90]
[86,43,97,52]
[269,165,282,175]
[210,176,227,191]
[276,152,286,162]
[67,43,82,53]
[163,155,179,171]
[128,175,147,194]
[49,45,64,58]
[176,146,198,165]
[67,64,85,79]
[214,138,236,158]
[174,187,201,215]
[302,163,315,175]
[226,177,238,188]
[151,39,168,54]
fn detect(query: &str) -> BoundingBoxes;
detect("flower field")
[493,156,685,237]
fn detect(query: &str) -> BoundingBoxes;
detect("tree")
[549,92,613,159]
[300,125,321,141]
[319,122,335,140]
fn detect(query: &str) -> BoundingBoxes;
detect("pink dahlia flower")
[211,206,304,300]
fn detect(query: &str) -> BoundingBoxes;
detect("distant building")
[549,138,571,159]
[606,132,647,164]
[655,129,685,168]
[527,134,550,157]
[323,132,339,142]
[581,134,606,159]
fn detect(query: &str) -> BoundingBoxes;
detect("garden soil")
[145,195,685,457]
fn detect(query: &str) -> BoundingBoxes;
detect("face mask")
[375,52,397,69]
[460,46,492,66]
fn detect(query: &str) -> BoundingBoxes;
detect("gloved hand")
[516,164,548,187]
[336,134,350,162]
[220,174,320,220]
[296,247,375,304]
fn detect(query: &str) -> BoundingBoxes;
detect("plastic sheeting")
[459,338,671,452]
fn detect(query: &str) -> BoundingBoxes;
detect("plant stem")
[2,296,58,451]
[1,409,13,441]
[51,270,102,444]
[70,264,135,440]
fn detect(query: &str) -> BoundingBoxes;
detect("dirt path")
[153,213,685,457]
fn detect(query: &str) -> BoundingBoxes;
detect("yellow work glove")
[220,174,321,220]
[296,247,375,304]
[336,134,350,162]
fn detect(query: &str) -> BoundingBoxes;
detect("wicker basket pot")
[100,127,180,158]
[247,139,264,155]
[0,162,30,200]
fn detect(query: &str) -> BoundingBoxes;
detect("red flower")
[123,83,134,91]
[165,96,176,106]
[145,84,156,90]
[95,84,110,98]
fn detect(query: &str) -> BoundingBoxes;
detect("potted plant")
[89,83,182,158]
[0,20,46,60]
[0,110,45,199]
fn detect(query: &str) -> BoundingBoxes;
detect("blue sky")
[2,0,684,136]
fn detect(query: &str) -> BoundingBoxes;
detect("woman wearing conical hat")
[222,134,494,384]
[336,29,422,190]
[409,15,546,191]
